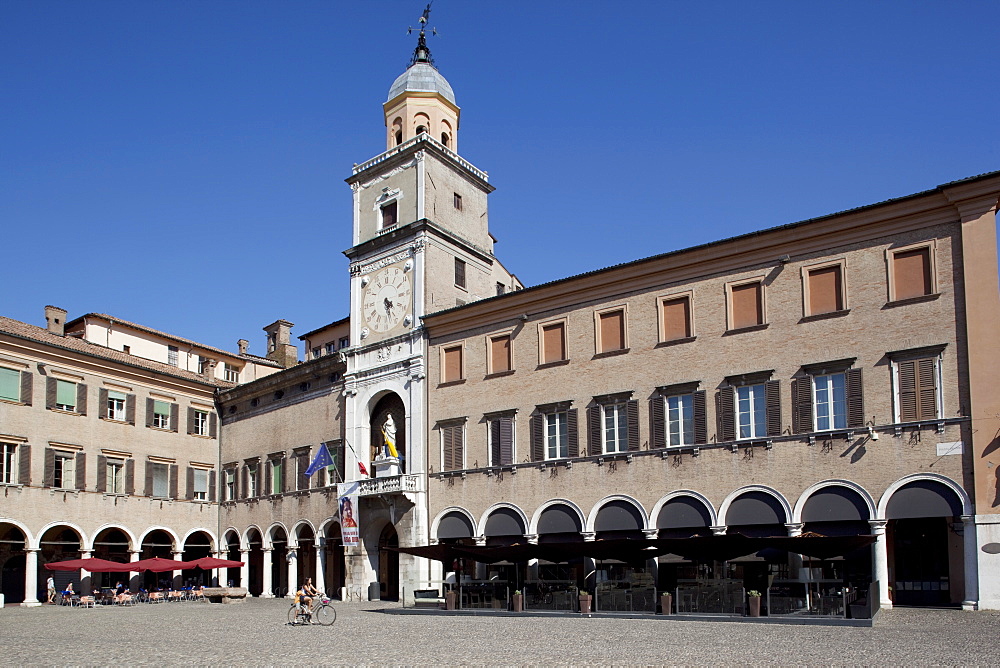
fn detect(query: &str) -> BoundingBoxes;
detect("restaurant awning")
[44,558,132,572]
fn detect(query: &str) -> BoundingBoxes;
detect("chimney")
[263,320,298,368]
[45,306,67,336]
[237,339,249,356]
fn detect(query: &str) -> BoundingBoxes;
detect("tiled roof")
[64,312,282,368]
[0,316,235,388]
[298,316,350,340]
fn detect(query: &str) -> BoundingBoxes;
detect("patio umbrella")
[129,556,199,572]
[188,556,245,570]
[44,558,132,572]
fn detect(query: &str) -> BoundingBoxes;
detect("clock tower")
[339,9,520,602]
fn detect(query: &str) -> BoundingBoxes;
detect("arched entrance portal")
[296,526,315,590]
[0,523,28,604]
[246,529,263,596]
[370,393,406,473]
[92,528,132,589]
[324,524,345,599]
[182,532,213,586]
[378,524,399,601]
[270,527,288,598]
[40,526,83,593]
[140,530,175,590]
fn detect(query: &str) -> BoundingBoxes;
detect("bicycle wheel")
[315,604,336,626]
[287,606,299,625]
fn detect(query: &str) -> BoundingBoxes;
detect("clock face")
[362,266,412,333]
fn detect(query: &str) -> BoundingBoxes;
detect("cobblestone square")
[3,599,997,666]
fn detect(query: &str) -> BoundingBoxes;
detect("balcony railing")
[352,133,489,182]
[356,474,423,496]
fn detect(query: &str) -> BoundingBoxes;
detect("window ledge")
[0,398,26,406]
[593,348,629,360]
[49,408,82,416]
[723,323,769,336]
[884,293,941,309]
[799,309,851,324]
[0,483,24,490]
[100,417,134,426]
[484,370,516,380]
[438,379,467,388]
[190,433,214,440]
[536,359,570,370]
[147,426,173,433]
[655,336,696,349]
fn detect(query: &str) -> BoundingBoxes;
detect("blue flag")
[304,443,335,477]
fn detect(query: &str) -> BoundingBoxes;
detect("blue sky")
[3,1,998,356]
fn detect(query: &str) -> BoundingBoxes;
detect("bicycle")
[288,594,337,626]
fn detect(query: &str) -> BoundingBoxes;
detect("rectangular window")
[225,469,236,501]
[442,345,464,383]
[496,282,506,296]
[730,281,764,330]
[107,391,126,421]
[736,384,767,439]
[455,258,466,289]
[0,367,20,402]
[441,423,464,471]
[891,246,933,301]
[56,380,77,411]
[193,469,208,501]
[224,364,239,383]
[541,322,567,364]
[381,201,398,229]
[546,411,569,460]
[660,295,692,341]
[53,452,74,488]
[339,337,349,349]
[666,394,694,447]
[602,403,629,454]
[597,309,626,353]
[247,464,258,497]
[0,443,16,485]
[897,357,939,422]
[325,342,336,355]
[106,459,125,495]
[312,347,321,359]
[271,459,283,494]
[197,356,208,374]
[151,463,168,498]
[193,409,209,436]
[489,335,512,374]
[806,264,844,315]
[453,193,462,210]
[488,415,515,466]
[167,346,178,367]
[153,400,171,429]
[814,373,847,431]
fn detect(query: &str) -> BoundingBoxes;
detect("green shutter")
[0,368,20,401]
[56,380,76,408]
[153,400,169,417]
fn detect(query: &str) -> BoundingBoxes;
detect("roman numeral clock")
[361,264,412,336]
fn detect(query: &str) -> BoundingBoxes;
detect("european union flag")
[304,443,335,477]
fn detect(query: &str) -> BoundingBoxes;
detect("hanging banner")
[337,482,360,547]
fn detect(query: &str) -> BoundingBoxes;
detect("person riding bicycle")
[293,586,312,623]
[302,577,322,604]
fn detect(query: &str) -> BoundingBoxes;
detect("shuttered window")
[898,358,939,421]
[381,201,398,229]
[55,380,77,411]
[224,469,236,501]
[0,368,20,402]
[598,310,625,353]
[588,400,639,454]
[719,380,781,441]
[661,296,691,341]
[0,443,16,485]
[730,282,763,330]
[442,346,463,383]
[488,415,514,466]
[441,423,464,471]
[106,391,126,421]
[490,335,512,373]
[807,265,843,315]
[152,400,171,429]
[541,323,566,364]
[892,247,932,300]
[192,469,209,500]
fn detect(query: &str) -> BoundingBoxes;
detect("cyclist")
[293,585,312,624]
[302,577,322,604]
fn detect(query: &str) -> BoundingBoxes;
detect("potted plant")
[659,591,673,615]
[747,590,762,617]
[578,590,592,614]
[512,590,523,612]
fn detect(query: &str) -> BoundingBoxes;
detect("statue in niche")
[380,413,399,459]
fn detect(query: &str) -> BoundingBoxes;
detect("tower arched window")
[416,125,427,135]
[395,130,403,145]
[441,132,450,147]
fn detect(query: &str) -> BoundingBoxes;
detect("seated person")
[293,586,312,622]
[302,577,321,602]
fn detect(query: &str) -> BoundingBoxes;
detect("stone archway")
[370,393,406,473]
[378,523,399,601]
[0,523,28,604]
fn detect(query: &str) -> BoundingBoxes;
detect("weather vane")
[407,2,437,66]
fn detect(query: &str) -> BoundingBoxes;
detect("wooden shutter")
[381,201,397,228]
[626,400,640,451]
[187,407,195,434]
[208,471,216,502]
[499,417,513,465]
[454,427,464,470]
[693,390,708,445]
[893,247,931,300]
[335,442,346,483]
[918,359,938,420]
[599,311,625,352]
[99,388,108,418]
[76,384,87,416]
[186,467,195,500]
[567,409,579,458]
[661,297,691,341]
[808,266,842,315]
[846,368,864,428]
[146,398,154,427]
[20,371,32,405]
[731,282,763,329]
[443,347,463,382]
[530,414,544,462]
[299,452,310,490]
[125,459,135,495]
[126,394,136,424]
[144,461,153,497]
[490,420,501,466]
[282,456,289,492]
[542,323,566,363]
[18,443,31,485]
[241,465,249,499]
[97,455,107,493]
[442,427,453,470]
[44,447,55,487]
[75,452,86,490]
[587,405,601,455]
[717,387,736,442]
[209,414,217,438]
[169,404,179,432]
[46,377,56,410]
[650,396,665,449]
[792,378,814,434]
[765,380,781,437]
[490,336,511,373]
[169,464,179,499]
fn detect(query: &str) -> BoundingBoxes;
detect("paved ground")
[3,598,997,666]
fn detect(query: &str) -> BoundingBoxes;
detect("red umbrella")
[44,558,132,572]
[129,556,198,572]
[188,556,245,570]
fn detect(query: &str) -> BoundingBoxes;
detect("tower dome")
[387,62,456,107]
